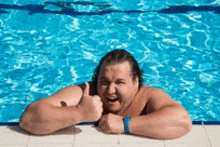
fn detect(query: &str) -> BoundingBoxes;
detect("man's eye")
[116,82,124,84]
[101,81,109,85]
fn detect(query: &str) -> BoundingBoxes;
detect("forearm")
[19,102,83,135]
[129,105,192,139]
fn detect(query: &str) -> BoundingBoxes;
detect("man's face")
[97,61,139,114]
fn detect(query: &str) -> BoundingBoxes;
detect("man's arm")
[129,105,192,139]
[129,88,192,139]
[99,88,192,139]
[19,83,103,135]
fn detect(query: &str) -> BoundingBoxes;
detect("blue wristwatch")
[123,117,131,133]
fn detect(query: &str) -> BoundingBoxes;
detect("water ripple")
[1,1,220,122]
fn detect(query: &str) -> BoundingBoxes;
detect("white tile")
[0,132,29,145]
[119,134,164,143]
[74,143,119,147]
[74,125,101,132]
[165,143,210,147]
[0,145,27,147]
[206,132,220,147]
[29,134,74,144]
[28,126,75,144]
[28,144,73,147]
[74,132,119,144]
[4,126,30,135]
[211,143,220,147]
[119,143,164,147]
[164,131,210,146]
[191,125,206,132]
[0,126,8,133]
[204,125,220,132]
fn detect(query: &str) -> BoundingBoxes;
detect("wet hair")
[91,49,143,93]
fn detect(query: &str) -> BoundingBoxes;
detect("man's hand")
[99,113,124,134]
[77,82,103,122]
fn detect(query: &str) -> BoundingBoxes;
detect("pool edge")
[0,121,220,126]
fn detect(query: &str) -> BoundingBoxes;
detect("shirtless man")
[19,49,192,139]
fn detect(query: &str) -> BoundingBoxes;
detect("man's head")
[92,49,143,91]
[92,49,143,113]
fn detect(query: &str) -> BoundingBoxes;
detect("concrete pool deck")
[0,124,219,147]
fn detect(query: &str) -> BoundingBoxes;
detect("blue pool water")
[0,0,220,122]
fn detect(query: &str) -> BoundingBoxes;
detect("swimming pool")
[0,0,220,122]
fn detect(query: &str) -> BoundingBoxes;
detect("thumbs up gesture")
[77,82,103,122]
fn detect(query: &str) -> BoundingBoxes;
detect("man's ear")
[134,76,139,86]
[134,77,139,92]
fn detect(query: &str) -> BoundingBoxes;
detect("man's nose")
[107,83,116,94]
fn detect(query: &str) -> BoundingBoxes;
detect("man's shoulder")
[139,85,171,107]
[140,85,166,94]
[139,85,157,95]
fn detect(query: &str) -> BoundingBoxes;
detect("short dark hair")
[91,49,143,93]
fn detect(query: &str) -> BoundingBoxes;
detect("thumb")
[83,82,90,96]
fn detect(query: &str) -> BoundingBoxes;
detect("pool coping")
[0,121,220,126]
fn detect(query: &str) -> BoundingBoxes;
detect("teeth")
[108,97,118,100]
[108,97,116,99]
[107,97,119,102]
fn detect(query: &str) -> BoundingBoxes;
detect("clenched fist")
[77,82,103,122]
[99,113,124,134]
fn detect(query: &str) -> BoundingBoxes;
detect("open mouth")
[107,97,120,102]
